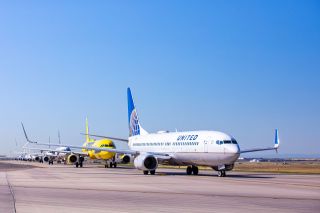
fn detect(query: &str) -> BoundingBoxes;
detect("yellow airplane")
[24,118,131,168]
[65,118,130,168]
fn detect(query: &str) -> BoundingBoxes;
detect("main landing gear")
[105,162,117,168]
[186,165,199,175]
[105,157,117,168]
[75,156,84,168]
[217,170,226,177]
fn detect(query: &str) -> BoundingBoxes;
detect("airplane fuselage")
[129,130,240,167]
[82,139,115,160]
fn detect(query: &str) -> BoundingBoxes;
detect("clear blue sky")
[0,1,319,157]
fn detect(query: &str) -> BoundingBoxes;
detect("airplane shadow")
[155,171,274,179]
[224,174,274,179]
[68,166,274,178]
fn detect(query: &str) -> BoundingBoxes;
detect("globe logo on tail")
[129,109,140,136]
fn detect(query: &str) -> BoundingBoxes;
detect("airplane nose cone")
[227,144,240,154]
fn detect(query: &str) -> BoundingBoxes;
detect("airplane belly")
[95,151,115,160]
[171,152,239,166]
[88,150,96,159]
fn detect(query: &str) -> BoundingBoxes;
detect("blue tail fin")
[127,88,148,137]
[274,129,280,148]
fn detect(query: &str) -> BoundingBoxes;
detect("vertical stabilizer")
[274,129,280,149]
[58,131,61,144]
[127,88,148,137]
[86,117,90,142]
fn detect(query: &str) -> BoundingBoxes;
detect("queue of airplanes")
[21,118,131,168]
[18,88,280,177]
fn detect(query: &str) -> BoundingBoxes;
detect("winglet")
[274,129,280,149]
[21,123,37,143]
[21,122,30,142]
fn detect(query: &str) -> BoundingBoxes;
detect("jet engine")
[43,156,49,162]
[67,154,78,164]
[120,154,131,164]
[134,154,158,171]
[34,156,40,161]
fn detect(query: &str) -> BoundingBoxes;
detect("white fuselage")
[44,147,71,158]
[128,130,240,167]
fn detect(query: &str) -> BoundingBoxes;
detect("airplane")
[21,123,76,165]
[22,119,131,168]
[13,139,41,161]
[31,88,280,177]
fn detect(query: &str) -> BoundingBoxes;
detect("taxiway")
[1,161,319,213]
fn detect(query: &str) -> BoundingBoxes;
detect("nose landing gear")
[218,170,226,177]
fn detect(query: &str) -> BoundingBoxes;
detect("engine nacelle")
[121,155,131,164]
[35,156,40,161]
[43,156,49,162]
[134,154,158,171]
[67,154,78,163]
[212,164,234,171]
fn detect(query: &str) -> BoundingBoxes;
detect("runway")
[1,161,319,213]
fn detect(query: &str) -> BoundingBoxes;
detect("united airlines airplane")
[37,88,280,177]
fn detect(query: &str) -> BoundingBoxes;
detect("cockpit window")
[223,140,232,144]
[231,139,238,144]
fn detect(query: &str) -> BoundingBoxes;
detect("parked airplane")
[21,123,79,165]
[23,119,131,168]
[13,139,41,161]
[32,88,280,177]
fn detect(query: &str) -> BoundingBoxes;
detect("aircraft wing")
[67,145,171,160]
[29,142,171,158]
[62,144,138,155]
[80,133,128,142]
[29,147,88,156]
[30,148,71,154]
[240,129,280,154]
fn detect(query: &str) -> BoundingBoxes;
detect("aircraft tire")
[150,170,155,175]
[143,170,149,175]
[114,163,117,168]
[218,170,226,177]
[192,166,199,175]
[186,166,192,175]
[76,162,79,168]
